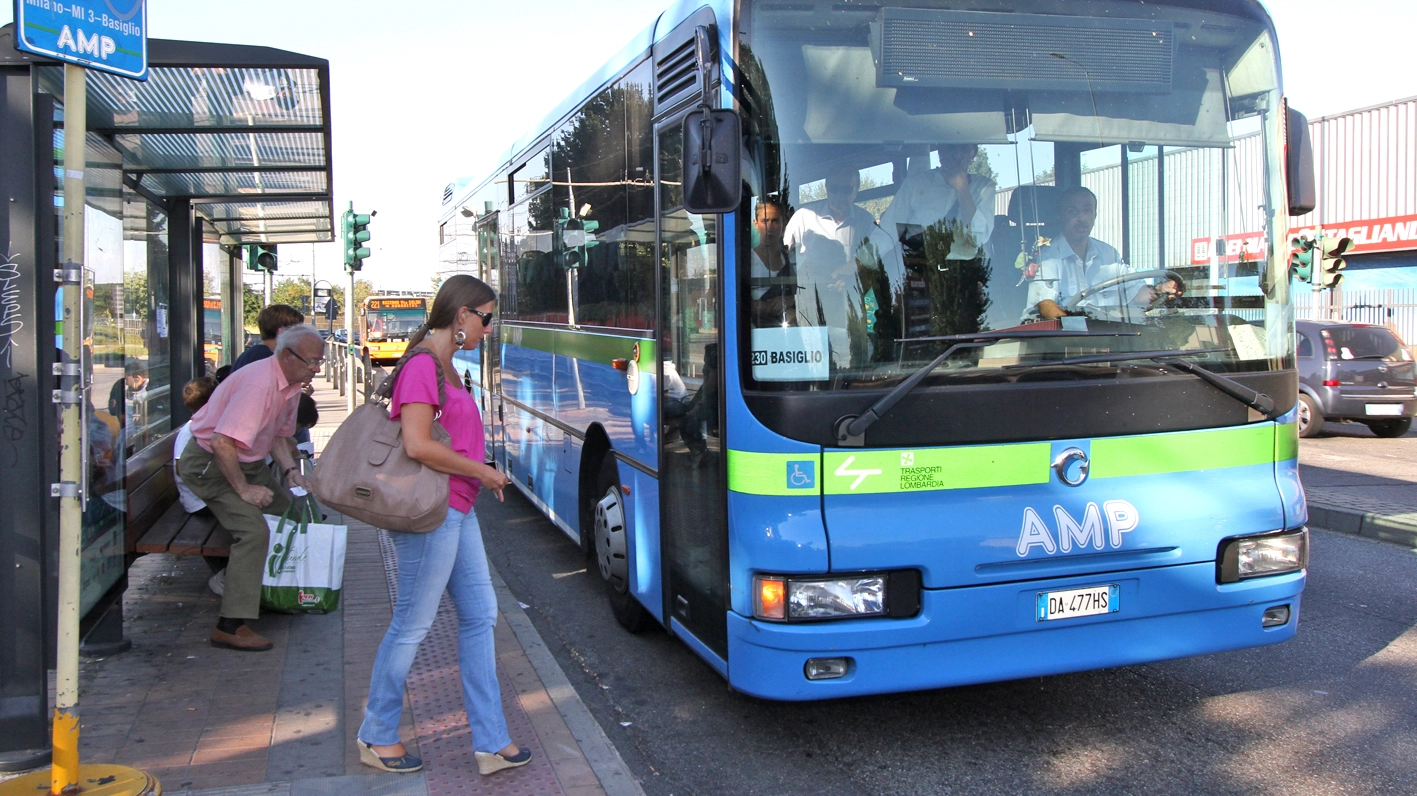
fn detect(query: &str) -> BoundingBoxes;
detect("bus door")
[656,119,728,660]
[477,212,506,471]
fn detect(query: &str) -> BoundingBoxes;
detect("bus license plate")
[1037,584,1119,621]
[1365,403,1403,416]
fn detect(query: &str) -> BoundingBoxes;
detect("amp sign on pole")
[13,0,148,81]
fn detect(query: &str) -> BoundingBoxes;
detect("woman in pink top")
[356,276,530,777]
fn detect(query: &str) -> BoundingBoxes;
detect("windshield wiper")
[1005,348,1277,418]
[833,330,1139,447]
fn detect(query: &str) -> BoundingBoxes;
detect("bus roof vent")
[442,182,455,204]
[876,9,1175,93]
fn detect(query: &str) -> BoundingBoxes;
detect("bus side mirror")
[681,24,741,215]
[1286,104,1316,216]
[682,108,742,214]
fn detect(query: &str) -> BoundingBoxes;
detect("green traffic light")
[1289,236,1315,283]
[342,204,374,271]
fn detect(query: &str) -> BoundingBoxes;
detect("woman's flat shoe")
[476,746,532,776]
[358,739,422,773]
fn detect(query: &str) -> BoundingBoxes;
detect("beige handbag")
[312,348,452,533]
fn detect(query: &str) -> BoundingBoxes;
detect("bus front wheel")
[594,456,650,633]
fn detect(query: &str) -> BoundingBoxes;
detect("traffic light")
[1317,234,1352,289]
[557,207,600,268]
[1289,234,1315,283]
[342,202,372,271]
[245,243,278,272]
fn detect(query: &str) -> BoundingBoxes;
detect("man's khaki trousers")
[177,437,292,619]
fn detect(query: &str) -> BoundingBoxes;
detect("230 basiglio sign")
[14,0,148,81]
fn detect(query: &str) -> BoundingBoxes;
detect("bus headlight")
[1217,528,1308,583]
[753,571,921,621]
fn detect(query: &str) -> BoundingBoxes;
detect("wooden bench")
[126,431,232,562]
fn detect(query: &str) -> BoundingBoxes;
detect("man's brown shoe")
[210,625,273,651]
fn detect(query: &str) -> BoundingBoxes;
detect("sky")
[3,0,1413,293]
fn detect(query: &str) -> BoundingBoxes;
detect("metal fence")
[1294,288,1417,344]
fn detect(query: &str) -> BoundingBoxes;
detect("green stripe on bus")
[503,325,655,366]
[1275,421,1299,462]
[1090,424,1276,479]
[730,423,1289,496]
[727,450,821,496]
[822,444,1052,495]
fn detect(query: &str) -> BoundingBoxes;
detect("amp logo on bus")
[1016,500,1139,557]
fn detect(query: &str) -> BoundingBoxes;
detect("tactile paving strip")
[376,530,564,795]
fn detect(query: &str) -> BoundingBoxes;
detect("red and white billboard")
[1191,212,1417,265]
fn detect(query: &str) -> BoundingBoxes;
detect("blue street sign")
[13,0,148,81]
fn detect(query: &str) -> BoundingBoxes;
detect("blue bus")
[440,0,1314,700]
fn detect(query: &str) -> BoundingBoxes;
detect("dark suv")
[1296,320,1416,437]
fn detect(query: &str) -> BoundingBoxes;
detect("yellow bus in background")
[359,296,428,362]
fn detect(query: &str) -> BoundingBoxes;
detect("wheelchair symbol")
[787,461,816,490]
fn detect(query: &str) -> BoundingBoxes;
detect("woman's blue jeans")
[359,507,511,754]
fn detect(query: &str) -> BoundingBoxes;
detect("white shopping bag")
[260,498,348,613]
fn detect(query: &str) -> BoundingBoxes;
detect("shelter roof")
[1,25,333,246]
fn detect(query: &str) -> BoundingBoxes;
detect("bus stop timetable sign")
[14,0,148,81]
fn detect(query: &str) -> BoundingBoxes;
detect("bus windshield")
[367,308,425,340]
[203,306,221,344]
[740,0,1291,391]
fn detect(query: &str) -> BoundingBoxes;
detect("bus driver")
[1025,186,1182,321]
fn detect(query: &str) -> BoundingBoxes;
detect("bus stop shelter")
[0,25,334,767]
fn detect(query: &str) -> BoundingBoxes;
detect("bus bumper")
[725,562,1304,701]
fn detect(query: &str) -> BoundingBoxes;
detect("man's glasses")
[286,349,324,368]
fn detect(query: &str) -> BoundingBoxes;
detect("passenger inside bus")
[749,198,796,327]
[784,164,894,366]
[879,144,997,261]
[1023,186,1185,321]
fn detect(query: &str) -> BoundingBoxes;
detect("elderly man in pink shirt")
[178,325,325,651]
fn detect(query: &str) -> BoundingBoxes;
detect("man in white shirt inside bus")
[1025,186,1183,321]
[880,143,997,261]
[783,164,894,366]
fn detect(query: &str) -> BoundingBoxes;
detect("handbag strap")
[374,345,447,407]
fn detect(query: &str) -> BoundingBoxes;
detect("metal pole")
[53,63,86,796]
[347,269,356,413]
[362,345,372,403]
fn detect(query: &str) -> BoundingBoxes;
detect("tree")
[242,284,262,330]
[271,278,312,315]
[968,148,999,184]
[123,270,149,322]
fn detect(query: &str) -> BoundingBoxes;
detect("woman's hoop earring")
[453,329,467,346]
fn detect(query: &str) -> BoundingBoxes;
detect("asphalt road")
[479,476,1417,796]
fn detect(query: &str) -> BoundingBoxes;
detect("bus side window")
[551,60,655,330]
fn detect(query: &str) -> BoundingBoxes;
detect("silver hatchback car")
[1296,320,1416,438]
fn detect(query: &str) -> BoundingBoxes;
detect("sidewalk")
[38,382,644,796]
[1306,487,1417,548]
